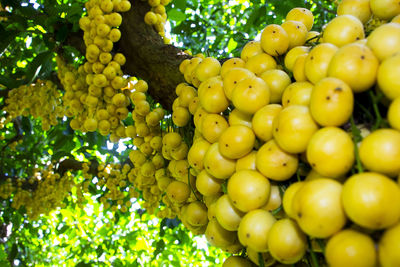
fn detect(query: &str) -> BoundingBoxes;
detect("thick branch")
[119,0,190,110]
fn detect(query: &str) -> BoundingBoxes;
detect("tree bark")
[118,0,191,110]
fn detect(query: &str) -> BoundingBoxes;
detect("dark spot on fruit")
[335,87,342,92]
[207,166,210,169]
[287,100,290,103]
[268,148,271,151]
[208,85,211,88]
[246,233,250,238]
[356,37,360,40]
[249,85,252,88]
[225,144,229,147]
[275,128,279,132]
[311,163,316,167]
[215,121,218,124]
[361,55,365,60]
[234,62,236,64]
[310,56,314,60]
[210,236,214,240]
[194,163,197,166]
[273,30,276,33]
[297,212,302,218]
[297,26,300,29]
[233,200,237,204]
[234,81,237,84]
[326,96,331,100]
[283,162,287,166]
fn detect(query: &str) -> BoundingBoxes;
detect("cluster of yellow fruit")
[2,165,76,220]
[167,1,400,266]
[143,0,172,43]
[60,0,131,136]
[2,80,64,131]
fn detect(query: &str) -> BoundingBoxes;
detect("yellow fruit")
[195,57,221,82]
[281,20,308,49]
[179,59,191,74]
[379,222,400,267]
[256,139,298,181]
[262,185,282,212]
[188,138,211,171]
[203,143,236,179]
[195,170,222,197]
[252,104,282,142]
[218,125,255,159]
[166,180,190,203]
[284,46,310,72]
[388,97,400,130]
[342,172,400,229]
[216,194,245,231]
[273,105,319,154]
[244,53,277,76]
[309,77,354,126]
[205,218,237,248]
[201,113,229,144]
[199,77,229,113]
[246,248,276,267]
[227,170,271,212]
[304,43,338,85]
[193,106,208,131]
[377,53,400,100]
[184,57,202,84]
[241,41,263,62]
[328,43,379,93]
[260,24,289,56]
[267,218,307,264]
[144,11,158,25]
[179,85,197,107]
[286,7,314,31]
[232,76,270,115]
[185,201,208,226]
[292,53,308,82]
[337,0,372,24]
[220,58,246,78]
[228,108,252,128]
[238,209,276,252]
[172,106,190,127]
[307,127,354,178]
[259,69,291,104]
[292,178,346,238]
[370,0,400,20]
[235,150,257,171]
[325,229,377,267]
[282,181,305,218]
[359,129,400,176]
[367,23,400,62]
[222,256,254,267]
[323,15,365,47]
[84,118,98,132]
[222,67,255,100]
[306,31,320,43]
[163,132,182,148]
[281,81,313,108]
[392,14,400,23]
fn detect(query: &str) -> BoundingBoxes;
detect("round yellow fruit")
[267,218,307,264]
[306,127,354,178]
[215,194,245,231]
[195,169,222,197]
[241,41,263,62]
[323,15,364,47]
[244,53,277,76]
[359,128,400,176]
[238,209,276,252]
[228,108,253,128]
[328,43,379,93]
[337,0,372,24]
[166,180,190,203]
[188,138,211,171]
[281,81,313,107]
[284,46,310,72]
[388,97,400,130]
[201,113,229,144]
[259,69,291,104]
[325,229,377,267]
[252,104,282,142]
[205,218,237,248]
[222,256,254,267]
[186,201,208,226]
[379,222,400,267]
[227,169,271,212]
[304,43,338,85]
[286,7,314,31]
[220,58,246,78]
[377,53,400,100]
[203,142,236,179]
[370,0,400,20]
[309,77,354,126]
[222,67,255,100]
[292,53,308,82]
[195,57,221,82]
[260,24,289,56]
[367,23,400,62]
[281,20,308,49]
[235,150,257,171]
[256,139,298,181]
[273,105,319,154]
[282,181,305,218]
[219,125,255,159]
[292,178,346,238]
[342,172,400,229]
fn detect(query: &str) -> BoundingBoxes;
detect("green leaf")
[167,9,186,22]
[75,261,92,267]
[174,0,186,11]
[24,50,54,84]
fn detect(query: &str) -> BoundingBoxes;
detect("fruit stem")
[369,90,383,130]
[258,252,265,267]
[187,167,200,202]
[307,237,320,267]
[350,116,364,173]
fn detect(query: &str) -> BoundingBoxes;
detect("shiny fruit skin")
[219,125,255,159]
[337,0,372,24]
[256,139,298,181]
[222,256,254,267]
[377,53,400,100]
[281,81,313,108]
[379,222,400,267]
[260,24,289,56]
[205,218,237,248]
[195,169,222,197]
[227,169,271,212]
[370,0,400,20]
[309,77,354,126]
[325,229,377,267]
[252,104,282,142]
[281,20,308,49]
[388,97,400,130]
[306,127,355,178]
[273,105,319,154]
[267,218,307,264]
[201,113,229,144]
[304,43,338,85]
[292,178,346,238]
[359,128,400,176]
[286,7,314,31]
[203,142,236,180]
[367,23,400,62]
[215,194,245,231]
[259,69,291,104]
[282,181,305,218]
[342,172,400,230]
[238,209,276,252]
[284,46,310,72]
[323,15,365,47]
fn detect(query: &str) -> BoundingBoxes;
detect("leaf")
[24,50,54,84]
[174,0,186,11]
[55,24,69,42]
[167,9,186,22]
[75,261,92,267]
